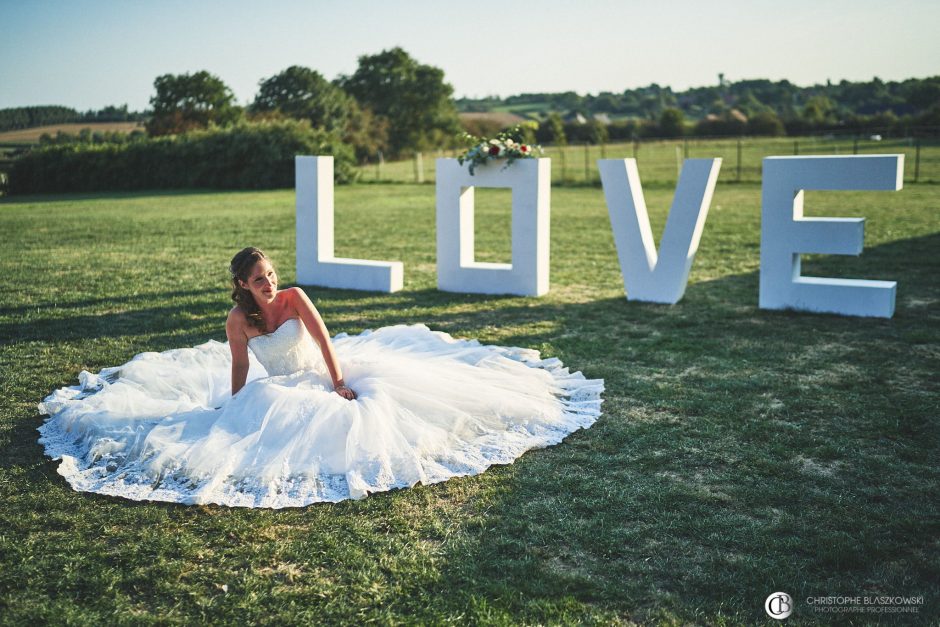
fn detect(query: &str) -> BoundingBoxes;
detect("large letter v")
[598,158,721,304]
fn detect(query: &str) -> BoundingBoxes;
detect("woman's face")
[240,258,278,305]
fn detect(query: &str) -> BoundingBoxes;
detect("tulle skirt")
[38,324,604,508]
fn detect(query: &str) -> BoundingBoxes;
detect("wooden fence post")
[583,142,590,183]
[414,152,424,183]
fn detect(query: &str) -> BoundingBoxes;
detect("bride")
[38,247,604,508]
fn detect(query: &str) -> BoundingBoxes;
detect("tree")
[801,95,835,126]
[252,66,352,134]
[147,71,241,136]
[589,119,609,144]
[343,100,389,163]
[538,113,567,146]
[659,108,685,137]
[338,47,460,156]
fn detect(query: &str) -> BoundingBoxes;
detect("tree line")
[458,76,940,139]
[5,50,938,196]
[143,47,458,162]
[0,105,146,133]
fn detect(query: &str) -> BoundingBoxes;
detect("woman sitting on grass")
[37,247,604,508]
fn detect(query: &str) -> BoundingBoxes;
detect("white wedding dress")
[38,320,604,508]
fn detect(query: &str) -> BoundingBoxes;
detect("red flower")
[520,145,528,152]
[488,145,500,156]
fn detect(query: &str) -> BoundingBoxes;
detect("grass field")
[359,136,940,187]
[1,182,938,624]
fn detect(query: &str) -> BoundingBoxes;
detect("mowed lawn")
[0,181,937,625]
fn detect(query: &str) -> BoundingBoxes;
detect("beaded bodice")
[247,318,324,376]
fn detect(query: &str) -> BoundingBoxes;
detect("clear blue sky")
[2,0,938,111]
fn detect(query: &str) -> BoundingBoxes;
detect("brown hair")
[229,247,269,332]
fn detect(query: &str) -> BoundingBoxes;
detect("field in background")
[0,122,146,181]
[358,135,940,186]
[0,183,937,624]
[0,121,145,144]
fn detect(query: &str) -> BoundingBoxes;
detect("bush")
[658,108,686,137]
[747,111,785,136]
[8,120,356,195]
[535,113,566,146]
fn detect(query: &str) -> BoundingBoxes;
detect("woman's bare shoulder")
[282,286,315,309]
[226,306,250,333]
[282,286,306,300]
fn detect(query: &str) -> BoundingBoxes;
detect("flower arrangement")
[457,126,542,175]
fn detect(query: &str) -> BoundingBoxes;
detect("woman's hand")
[334,380,357,400]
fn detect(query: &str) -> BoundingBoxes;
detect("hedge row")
[7,120,357,194]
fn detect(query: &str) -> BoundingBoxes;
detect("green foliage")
[251,65,389,164]
[0,105,147,133]
[0,105,80,131]
[38,128,147,146]
[9,119,355,194]
[342,101,390,163]
[252,66,352,135]
[747,111,786,136]
[537,113,567,146]
[339,47,461,157]
[457,76,940,137]
[801,95,836,125]
[147,71,242,137]
[658,108,685,138]
[457,125,542,175]
[588,119,609,144]
[80,104,145,123]
[605,119,642,141]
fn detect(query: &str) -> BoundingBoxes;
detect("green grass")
[359,136,940,187]
[1,182,938,625]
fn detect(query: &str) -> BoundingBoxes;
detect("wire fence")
[357,134,940,186]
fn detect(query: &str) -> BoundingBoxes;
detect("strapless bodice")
[248,318,324,376]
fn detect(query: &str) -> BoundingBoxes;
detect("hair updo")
[229,246,269,331]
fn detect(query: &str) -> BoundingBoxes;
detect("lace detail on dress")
[248,318,325,377]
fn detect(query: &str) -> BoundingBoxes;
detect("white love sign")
[295,154,906,319]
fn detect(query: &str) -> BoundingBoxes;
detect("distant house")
[729,109,748,124]
[563,112,588,125]
[703,108,748,124]
[592,113,612,125]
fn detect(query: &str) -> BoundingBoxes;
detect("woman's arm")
[226,309,251,396]
[287,287,357,400]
